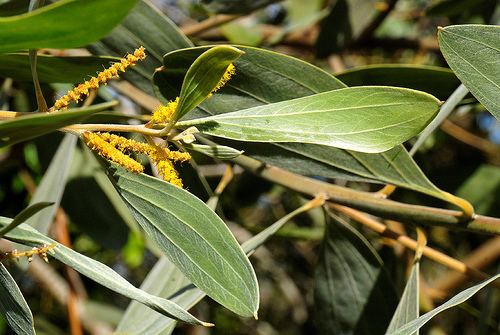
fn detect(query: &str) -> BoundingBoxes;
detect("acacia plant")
[0,0,498,334]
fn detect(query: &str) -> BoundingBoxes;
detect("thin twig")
[430,236,500,299]
[182,14,242,36]
[329,204,500,289]
[441,119,500,156]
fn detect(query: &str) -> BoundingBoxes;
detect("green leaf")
[184,143,243,159]
[0,101,115,147]
[116,256,196,335]
[385,262,420,335]
[89,0,193,95]
[178,86,441,153]
[153,46,346,115]
[314,213,398,335]
[154,46,446,198]
[336,64,461,100]
[106,164,259,317]
[0,263,35,335]
[174,45,244,121]
[438,25,500,120]
[116,199,313,335]
[0,217,211,327]
[0,0,138,54]
[0,53,120,83]
[390,273,500,335]
[25,134,76,234]
[0,202,53,237]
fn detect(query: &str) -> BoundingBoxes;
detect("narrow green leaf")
[25,134,76,234]
[174,45,244,121]
[106,164,259,317]
[184,143,243,159]
[154,46,446,198]
[390,274,500,335]
[0,0,138,54]
[336,64,461,100]
[0,101,115,147]
[385,262,420,335]
[0,263,35,335]
[438,25,500,120]
[179,86,441,153]
[89,0,193,95]
[117,199,313,335]
[0,54,120,83]
[314,212,398,335]
[0,217,211,327]
[0,202,53,237]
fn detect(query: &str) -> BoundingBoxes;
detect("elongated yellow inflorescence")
[209,63,235,97]
[52,47,146,111]
[83,132,144,174]
[83,132,190,186]
[149,97,179,126]
[1,243,57,263]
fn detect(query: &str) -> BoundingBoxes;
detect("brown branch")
[430,236,500,299]
[233,154,500,234]
[441,119,500,156]
[181,14,242,36]
[329,204,500,289]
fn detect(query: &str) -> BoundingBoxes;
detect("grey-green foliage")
[438,24,500,120]
[0,263,35,335]
[314,213,398,335]
[0,217,210,326]
[385,262,420,335]
[116,197,317,335]
[178,86,440,153]
[107,164,259,317]
[154,46,448,200]
[390,273,500,335]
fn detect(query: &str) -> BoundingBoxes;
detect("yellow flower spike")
[83,132,144,174]
[148,97,179,126]
[98,132,153,155]
[52,46,147,111]
[209,63,235,97]
[156,159,183,187]
[1,243,57,263]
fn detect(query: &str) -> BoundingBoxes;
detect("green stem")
[410,84,469,156]
[232,154,500,235]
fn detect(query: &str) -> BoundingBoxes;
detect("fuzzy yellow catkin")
[208,63,235,97]
[82,132,144,174]
[83,132,190,186]
[149,97,179,126]
[52,47,146,111]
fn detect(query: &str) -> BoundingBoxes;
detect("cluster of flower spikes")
[0,243,57,263]
[52,46,146,111]
[147,62,236,127]
[82,132,191,187]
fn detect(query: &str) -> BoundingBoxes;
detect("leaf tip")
[253,312,259,320]
[437,26,444,31]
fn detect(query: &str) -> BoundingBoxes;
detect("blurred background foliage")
[0,0,499,334]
